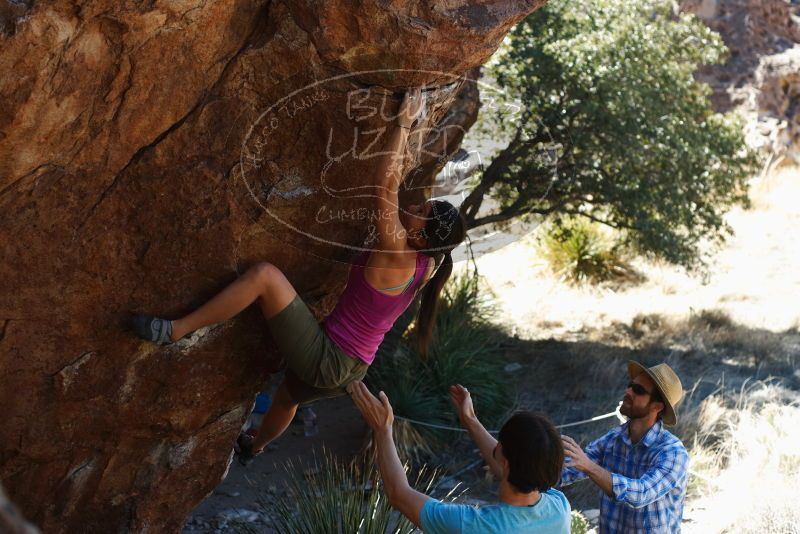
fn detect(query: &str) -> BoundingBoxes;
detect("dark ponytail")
[414,252,452,358]
[414,200,466,359]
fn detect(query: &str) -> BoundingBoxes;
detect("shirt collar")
[617,420,663,447]
[614,422,632,446]
[641,420,663,447]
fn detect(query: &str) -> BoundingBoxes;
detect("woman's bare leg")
[171,263,296,340]
[251,379,298,452]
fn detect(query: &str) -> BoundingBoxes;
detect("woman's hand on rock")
[397,88,425,128]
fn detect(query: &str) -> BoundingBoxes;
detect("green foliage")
[367,272,515,460]
[570,510,592,534]
[539,217,642,285]
[269,452,446,534]
[463,0,760,269]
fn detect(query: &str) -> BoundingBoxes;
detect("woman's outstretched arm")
[372,89,424,254]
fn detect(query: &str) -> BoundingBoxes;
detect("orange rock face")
[0,1,542,531]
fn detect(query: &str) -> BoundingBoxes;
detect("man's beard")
[620,400,650,420]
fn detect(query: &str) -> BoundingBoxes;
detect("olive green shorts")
[267,295,368,404]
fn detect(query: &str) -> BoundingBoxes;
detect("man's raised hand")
[562,435,593,473]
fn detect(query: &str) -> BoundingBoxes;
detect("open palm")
[449,384,476,424]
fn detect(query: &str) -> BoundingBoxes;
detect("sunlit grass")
[681,381,800,533]
[538,218,643,287]
[570,510,593,534]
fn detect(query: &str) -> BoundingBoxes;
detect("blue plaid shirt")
[559,421,689,533]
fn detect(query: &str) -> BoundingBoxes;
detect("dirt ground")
[468,166,800,519]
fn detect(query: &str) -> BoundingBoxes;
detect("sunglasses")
[627,382,652,396]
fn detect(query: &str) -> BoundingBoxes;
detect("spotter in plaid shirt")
[559,361,689,533]
[560,421,689,533]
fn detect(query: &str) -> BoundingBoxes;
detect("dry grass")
[463,167,800,339]
[499,307,800,522]
[681,381,800,533]
[437,168,800,529]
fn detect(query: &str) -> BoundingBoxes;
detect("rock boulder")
[683,0,800,161]
[0,1,542,532]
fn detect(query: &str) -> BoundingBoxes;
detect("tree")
[461,0,759,269]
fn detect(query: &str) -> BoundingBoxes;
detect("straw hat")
[627,361,684,426]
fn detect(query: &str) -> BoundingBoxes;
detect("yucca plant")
[268,451,451,534]
[539,217,641,286]
[420,270,514,427]
[367,271,516,462]
[570,510,592,534]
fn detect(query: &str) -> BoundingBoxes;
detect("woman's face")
[400,200,433,235]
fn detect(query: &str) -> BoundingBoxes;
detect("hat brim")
[628,361,677,426]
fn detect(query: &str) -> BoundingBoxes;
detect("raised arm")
[373,89,424,253]
[559,434,606,487]
[449,384,503,479]
[349,381,430,527]
[562,435,613,496]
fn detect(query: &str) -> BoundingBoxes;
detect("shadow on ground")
[182,308,800,531]
[446,309,800,510]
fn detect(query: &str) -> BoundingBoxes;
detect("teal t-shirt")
[419,489,571,534]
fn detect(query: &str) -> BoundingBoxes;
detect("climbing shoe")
[131,314,174,344]
[234,432,259,467]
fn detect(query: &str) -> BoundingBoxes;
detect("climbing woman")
[131,88,467,464]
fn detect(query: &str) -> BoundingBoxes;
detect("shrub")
[267,452,450,534]
[538,218,642,286]
[570,510,592,534]
[367,272,515,461]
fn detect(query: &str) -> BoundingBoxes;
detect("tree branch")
[561,209,636,231]
[461,128,525,224]
[468,196,577,229]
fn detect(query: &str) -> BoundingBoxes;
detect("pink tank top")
[323,252,428,365]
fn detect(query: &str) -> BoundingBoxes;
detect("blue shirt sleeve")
[611,443,690,508]
[420,499,466,533]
